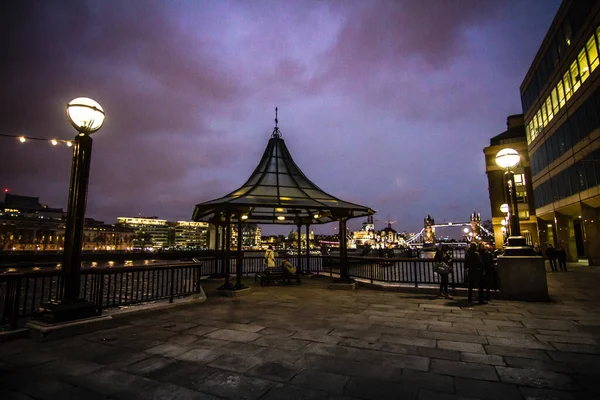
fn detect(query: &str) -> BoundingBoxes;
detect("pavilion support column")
[339,217,351,282]
[297,223,302,273]
[212,224,221,277]
[305,223,311,274]
[218,212,234,290]
[235,213,247,289]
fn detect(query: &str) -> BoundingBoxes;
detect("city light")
[495,148,520,169]
[66,97,105,133]
[277,216,285,220]
[51,139,58,146]
[500,203,509,213]
[19,136,26,143]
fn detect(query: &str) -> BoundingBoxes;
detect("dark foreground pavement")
[1,265,599,400]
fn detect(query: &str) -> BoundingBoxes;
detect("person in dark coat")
[434,245,453,299]
[466,243,486,304]
[545,244,557,272]
[478,243,494,301]
[556,245,568,271]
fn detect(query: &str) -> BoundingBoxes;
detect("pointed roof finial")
[271,106,282,138]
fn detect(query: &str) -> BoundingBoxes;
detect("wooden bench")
[255,267,302,286]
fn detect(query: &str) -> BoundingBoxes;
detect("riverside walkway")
[1,264,599,399]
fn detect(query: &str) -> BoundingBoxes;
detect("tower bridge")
[406,210,493,244]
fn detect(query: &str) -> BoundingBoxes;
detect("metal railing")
[1,254,466,330]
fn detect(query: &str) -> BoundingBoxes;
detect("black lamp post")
[39,97,105,322]
[495,148,528,253]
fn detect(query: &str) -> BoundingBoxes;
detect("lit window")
[588,34,599,72]
[541,102,548,125]
[551,87,559,114]
[557,80,565,107]
[514,174,526,185]
[570,60,581,92]
[563,71,572,100]
[545,97,553,121]
[578,48,589,83]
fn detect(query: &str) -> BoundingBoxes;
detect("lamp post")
[40,97,105,322]
[495,148,528,253]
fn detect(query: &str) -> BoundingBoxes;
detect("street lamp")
[39,97,105,322]
[495,148,528,252]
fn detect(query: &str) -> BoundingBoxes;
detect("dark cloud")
[0,0,561,233]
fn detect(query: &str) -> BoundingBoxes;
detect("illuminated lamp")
[66,97,105,133]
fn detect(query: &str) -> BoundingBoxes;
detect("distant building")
[483,115,538,249]
[521,0,600,264]
[173,221,209,249]
[1,193,133,251]
[116,217,169,250]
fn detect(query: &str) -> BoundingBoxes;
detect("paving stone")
[69,368,161,400]
[182,325,220,337]
[246,361,299,382]
[379,333,436,348]
[454,377,522,400]
[426,325,479,335]
[255,347,306,365]
[431,359,498,381]
[196,369,274,399]
[0,351,57,368]
[147,360,218,389]
[484,345,552,361]
[482,319,523,327]
[207,354,259,373]
[416,346,461,361]
[253,336,311,350]
[169,334,201,345]
[399,369,454,394]
[550,343,600,354]
[156,321,200,332]
[460,353,505,366]
[148,382,220,399]
[356,349,430,372]
[291,369,349,395]
[220,341,267,357]
[523,320,580,331]
[91,348,149,368]
[495,366,579,391]
[122,356,176,375]
[519,387,576,400]
[174,348,224,363]
[338,337,382,350]
[504,356,574,373]
[303,353,404,381]
[291,330,340,345]
[261,383,332,400]
[193,337,231,349]
[417,389,479,400]
[145,343,193,358]
[257,327,295,337]
[303,342,361,359]
[330,328,382,342]
[18,378,109,400]
[574,374,600,394]
[486,337,555,350]
[205,329,262,343]
[32,358,104,377]
[419,330,489,344]
[0,388,37,400]
[438,341,485,354]
[547,352,600,375]
[535,334,598,345]
[344,377,418,400]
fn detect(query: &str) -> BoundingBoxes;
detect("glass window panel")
[578,48,589,83]
[585,159,597,188]
[266,157,278,172]
[279,187,307,198]
[563,71,572,100]
[557,80,565,107]
[570,60,581,92]
[551,88,559,114]
[250,186,278,196]
[532,118,539,141]
[541,103,548,126]
[545,97,553,121]
[587,35,599,72]
[577,163,587,191]
[276,173,297,187]
[526,123,532,143]
[536,111,543,134]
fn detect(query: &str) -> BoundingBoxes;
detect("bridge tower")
[470,210,481,239]
[424,214,435,244]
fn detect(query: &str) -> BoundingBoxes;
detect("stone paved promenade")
[1,264,599,399]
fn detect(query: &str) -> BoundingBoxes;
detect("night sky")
[1,0,560,235]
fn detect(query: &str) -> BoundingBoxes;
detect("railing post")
[97,272,105,313]
[370,262,374,284]
[195,266,202,293]
[413,260,418,288]
[10,277,22,329]
[169,267,176,303]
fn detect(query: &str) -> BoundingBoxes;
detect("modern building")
[116,217,169,250]
[173,221,209,249]
[521,0,600,264]
[483,115,539,249]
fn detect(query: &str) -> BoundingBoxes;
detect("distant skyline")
[1,0,561,235]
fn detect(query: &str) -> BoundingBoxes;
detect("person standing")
[478,243,494,302]
[466,243,486,304]
[556,245,568,271]
[434,244,453,299]
[545,244,557,272]
[264,245,276,269]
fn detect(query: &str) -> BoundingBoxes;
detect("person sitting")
[280,256,297,275]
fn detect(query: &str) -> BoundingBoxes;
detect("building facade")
[116,217,169,250]
[483,115,539,249]
[521,0,600,264]
[173,221,209,249]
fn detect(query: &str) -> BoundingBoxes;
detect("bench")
[255,267,302,286]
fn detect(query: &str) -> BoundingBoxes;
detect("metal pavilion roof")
[192,112,375,225]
